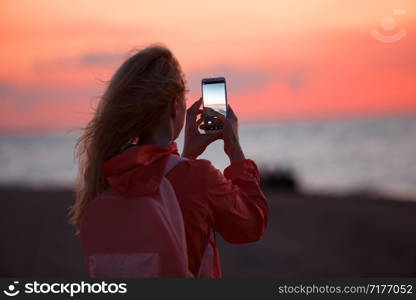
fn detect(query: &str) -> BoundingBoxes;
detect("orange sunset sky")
[1,0,415,131]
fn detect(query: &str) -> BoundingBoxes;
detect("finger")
[195,110,203,123]
[227,105,237,121]
[186,98,203,130]
[186,97,202,117]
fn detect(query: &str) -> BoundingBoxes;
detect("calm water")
[1,115,416,199]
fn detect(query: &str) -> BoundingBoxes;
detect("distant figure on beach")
[69,45,268,278]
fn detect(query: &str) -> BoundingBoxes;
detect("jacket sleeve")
[206,159,269,244]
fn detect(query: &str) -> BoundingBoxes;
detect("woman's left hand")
[182,97,222,159]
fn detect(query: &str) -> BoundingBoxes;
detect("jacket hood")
[102,142,179,197]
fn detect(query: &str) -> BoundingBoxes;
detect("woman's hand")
[182,98,221,159]
[208,105,246,164]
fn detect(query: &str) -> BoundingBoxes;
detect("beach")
[1,185,415,277]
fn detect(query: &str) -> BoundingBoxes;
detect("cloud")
[0,81,14,95]
[33,51,127,72]
[0,80,98,108]
[186,65,274,94]
[283,71,305,92]
[0,81,33,106]
[186,65,306,95]
[80,52,125,66]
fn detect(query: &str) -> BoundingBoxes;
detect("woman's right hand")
[182,98,222,159]
[207,105,246,164]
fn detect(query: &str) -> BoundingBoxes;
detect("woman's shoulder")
[178,157,217,172]
[170,157,223,183]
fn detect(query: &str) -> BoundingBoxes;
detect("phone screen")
[202,79,227,130]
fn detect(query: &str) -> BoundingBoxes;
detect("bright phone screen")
[202,82,227,116]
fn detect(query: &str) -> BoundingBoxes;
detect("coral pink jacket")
[83,142,268,278]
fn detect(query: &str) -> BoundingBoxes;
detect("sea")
[1,114,416,199]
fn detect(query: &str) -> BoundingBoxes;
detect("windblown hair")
[69,45,186,232]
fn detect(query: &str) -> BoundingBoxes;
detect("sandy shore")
[1,186,416,277]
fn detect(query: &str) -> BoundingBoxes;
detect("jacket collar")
[102,142,180,196]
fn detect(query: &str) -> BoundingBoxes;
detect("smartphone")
[201,77,228,131]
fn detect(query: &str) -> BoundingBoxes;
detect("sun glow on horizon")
[1,0,416,131]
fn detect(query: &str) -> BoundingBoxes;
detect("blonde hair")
[69,44,186,232]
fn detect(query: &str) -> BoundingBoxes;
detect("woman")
[70,44,268,278]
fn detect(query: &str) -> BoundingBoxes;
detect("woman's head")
[70,44,187,231]
[99,44,187,143]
